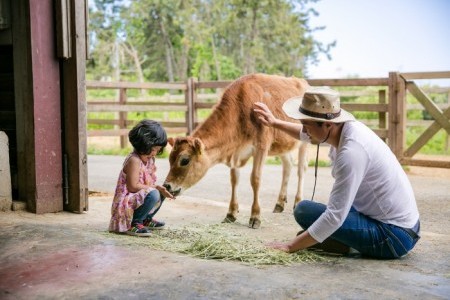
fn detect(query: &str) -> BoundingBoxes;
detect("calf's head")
[163,137,210,195]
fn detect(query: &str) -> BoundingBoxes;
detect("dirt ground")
[0,151,449,299]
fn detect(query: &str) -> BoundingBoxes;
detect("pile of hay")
[105,223,330,266]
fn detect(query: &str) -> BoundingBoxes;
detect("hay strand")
[102,223,330,266]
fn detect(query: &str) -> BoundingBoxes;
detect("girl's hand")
[156,185,176,200]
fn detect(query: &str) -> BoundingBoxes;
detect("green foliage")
[87,0,333,82]
[264,157,330,167]
[406,128,449,155]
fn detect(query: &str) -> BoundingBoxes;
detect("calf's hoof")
[248,217,261,229]
[273,203,284,213]
[222,213,237,223]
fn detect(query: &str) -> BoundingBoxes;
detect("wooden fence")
[86,71,450,168]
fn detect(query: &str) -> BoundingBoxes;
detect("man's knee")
[294,200,326,229]
[294,200,313,228]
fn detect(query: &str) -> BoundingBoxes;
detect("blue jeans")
[294,200,420,259]
[132,190,165,225]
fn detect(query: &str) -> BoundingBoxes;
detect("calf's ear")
[168,137,176,150]
[193,138,204,155]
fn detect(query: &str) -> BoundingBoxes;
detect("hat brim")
[282,96,355,123]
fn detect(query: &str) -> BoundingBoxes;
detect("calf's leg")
[294,142,308,208]
[249,148,268,229]
[223,167,240,223]
[273,153,292,213]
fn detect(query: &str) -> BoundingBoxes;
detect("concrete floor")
[0,155,449,299]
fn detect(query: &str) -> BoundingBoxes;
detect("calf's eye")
[180,157,190,166]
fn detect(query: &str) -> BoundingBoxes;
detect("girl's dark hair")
[128,120,167,155]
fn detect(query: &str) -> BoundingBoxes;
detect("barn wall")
[12,0,63,213]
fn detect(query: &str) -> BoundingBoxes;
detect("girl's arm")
[123,156,150,192]
[155,185,175,200]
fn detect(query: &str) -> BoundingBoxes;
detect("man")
[253,87,420,259]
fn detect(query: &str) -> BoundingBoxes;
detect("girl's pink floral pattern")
[109,153,157,232]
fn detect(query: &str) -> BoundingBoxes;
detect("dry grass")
[102,223,331,266]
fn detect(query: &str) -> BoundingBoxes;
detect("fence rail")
[86,71,450,168]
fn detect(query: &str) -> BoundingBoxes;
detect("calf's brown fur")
[164,73,309,228]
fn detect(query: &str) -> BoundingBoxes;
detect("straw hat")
[282,87,355,123]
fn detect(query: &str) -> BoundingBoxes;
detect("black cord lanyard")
[310,128,331,201]
[311,144,320,201]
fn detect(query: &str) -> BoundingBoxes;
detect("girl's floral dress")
[109,152,157,232]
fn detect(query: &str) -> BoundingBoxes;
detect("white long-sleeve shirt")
[308,121,420,243]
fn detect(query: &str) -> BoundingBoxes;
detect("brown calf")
[164,73,309,228]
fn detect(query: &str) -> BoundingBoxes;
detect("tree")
[87,0,334,82]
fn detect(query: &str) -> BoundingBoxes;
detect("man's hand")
[265,241,291,253]
[266,230,318,253]
[253,102,278,127]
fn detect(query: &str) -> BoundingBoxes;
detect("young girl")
[109,119,174,237]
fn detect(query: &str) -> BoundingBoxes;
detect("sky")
[307,0,450,85]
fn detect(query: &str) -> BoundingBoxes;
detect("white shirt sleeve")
[307,142,369,243]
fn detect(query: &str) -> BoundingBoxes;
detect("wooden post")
[388,72,406,159]
[61,0,89,213]
[185,78,191,135]
[447,91,450,151]
[12,0,64,213]
[185,77,195,135]
[378,89,386,142]
[397,75,407,160]
[119,88,127,148]
[388,72,399,155]
[192,77,198,130]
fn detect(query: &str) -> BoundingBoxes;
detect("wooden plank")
[55,0,71,59]
[307,78,389,86]
[87,101,118,105]
[400,157,450,168]
[195,80,233,89]
[61,0,88,213]
[12,0,64,213]
[185,77,194,134]
[404,107,450,157]
[371,129,388,139]
[400,71,450,80]
[87,104,188,112]
[388,72,399,155]
[88,127,187,136]
[12,0,33,208]
[87,119,186,127]
[339,90,384,97]
[86,80,186,90]
[407,82,450,134]
[88,119,121,125]
[88,101,185,106]
[397,75,407,159]
[340,103,388,112]
[88,129,128,136]
[378,90,387,142]
[195,102,215,109]
[118,88,127,148]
